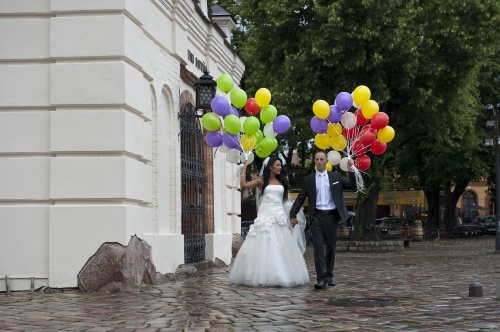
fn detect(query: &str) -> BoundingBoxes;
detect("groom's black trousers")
[311,209,340,282]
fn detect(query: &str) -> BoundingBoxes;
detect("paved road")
[1,237,500,331]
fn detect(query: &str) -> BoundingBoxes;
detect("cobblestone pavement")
[1,237,500,331]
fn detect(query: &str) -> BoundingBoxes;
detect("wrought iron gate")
[178,102,206,263]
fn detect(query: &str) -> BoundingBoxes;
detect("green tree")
[211,0,500,239]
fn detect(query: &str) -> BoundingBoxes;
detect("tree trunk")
[424,186,441,233]
[353,175,380,241]
[442,179,469,234]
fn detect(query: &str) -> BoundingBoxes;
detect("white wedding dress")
[229,185,310,287]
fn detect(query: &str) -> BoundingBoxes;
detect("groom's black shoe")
[314,280,327,289]
[327,278,336,286]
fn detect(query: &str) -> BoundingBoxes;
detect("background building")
[0,0,244,291]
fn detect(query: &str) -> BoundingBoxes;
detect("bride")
[228,156,309,287]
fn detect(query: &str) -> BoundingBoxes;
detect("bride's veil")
[256,157,307,254]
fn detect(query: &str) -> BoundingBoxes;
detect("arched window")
[463,191,477,221]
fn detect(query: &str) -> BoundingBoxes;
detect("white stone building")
[0,0,245,291]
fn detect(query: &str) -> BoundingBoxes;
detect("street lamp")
[195,71,217,110]
[485,103,500,253]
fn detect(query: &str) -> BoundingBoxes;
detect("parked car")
[474,215,497,235]
[374,215,403,238]
[453,219,480,237]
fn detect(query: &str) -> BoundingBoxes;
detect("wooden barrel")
[399,226,408,238]
[337,226,349,237]
[411,226,423,241]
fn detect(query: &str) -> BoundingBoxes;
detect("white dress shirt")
[315,170,336,210]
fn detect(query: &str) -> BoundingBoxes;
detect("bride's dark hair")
[261,156,289,201]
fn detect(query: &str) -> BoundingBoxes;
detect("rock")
[77,235,157,293]
[99,281,126,293]
[211,257,227,268]
[232,234,244,258]
[156,272,168,285]
[469,282,483,297]
[175,265,198,276]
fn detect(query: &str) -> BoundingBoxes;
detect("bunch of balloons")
[310,86,395,172]
[201,74,291,164]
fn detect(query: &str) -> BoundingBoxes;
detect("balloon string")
[351,165,367,193]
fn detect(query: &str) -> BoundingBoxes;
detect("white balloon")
[240,151,254,164]
[351,93,359,108]
[341,112,356,129]
[263,122,277,137]
[218,145,230,153]
[339,157,350,172]
[327,150,342,165]
[226,149,240,164]
[240,116,247,133]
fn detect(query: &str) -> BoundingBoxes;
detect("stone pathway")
[1,237,500,331]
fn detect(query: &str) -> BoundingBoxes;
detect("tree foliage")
[211,0,500,238]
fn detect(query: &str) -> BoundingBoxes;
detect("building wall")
[0,0,244,290]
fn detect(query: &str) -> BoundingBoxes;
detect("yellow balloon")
[361,100,379,119]
[314,133,330,149]
[352,85,371,107]
[327,123,343,137]
[240,134,257,152]
[313,100,330,119]
[377,126,395,143]
[255,88,272,107]
[326,161,332,172]
[331,134,347,151]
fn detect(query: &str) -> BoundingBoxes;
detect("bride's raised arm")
[240,161,263,189]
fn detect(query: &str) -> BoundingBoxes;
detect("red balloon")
[370,112,389,130]
[370,140,387,155]
[355,108,368,126]
[342,126,359,140]
[244,98,261,115]
[352,140,366,156]
[359,127,377,146]
[355,155,371,171]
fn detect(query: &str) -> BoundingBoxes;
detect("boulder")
[211,257,227,268]
[232,234,244,258]
[175,264,198,276]
[78,235,156,293]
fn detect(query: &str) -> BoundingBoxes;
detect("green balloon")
[230,89,247,109]
[201,112,220,131]
[260,105,278,124]
[243,116,260,136]
[255,145,271,158]
[261,136,278,152]
[217,74,234,93]
[224,114,240,134]
[255,130,264,144]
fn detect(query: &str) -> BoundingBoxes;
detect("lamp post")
[195,71,217,111]
[485,103,500,252]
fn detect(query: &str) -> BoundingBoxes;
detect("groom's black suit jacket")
[290,171,357,223]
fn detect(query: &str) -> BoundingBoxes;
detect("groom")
[290,151,357,289]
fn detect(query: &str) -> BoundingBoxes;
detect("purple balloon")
[328,105,342,123]
[205,131,223,147]
[335,92,353,111]
[310,116,328,134]
[226,106,239,117]
[235,145,243,152]
[223,132,239,149]
[211,96,229,117]
[273,115,291,134]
